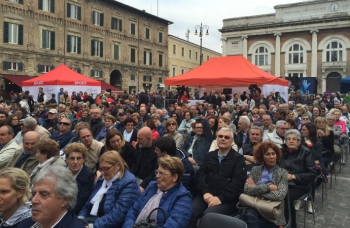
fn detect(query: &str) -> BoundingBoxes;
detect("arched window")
[288,44,304,64]
[326,41,343,62]
[254,47,268,66]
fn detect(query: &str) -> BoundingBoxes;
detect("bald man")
[5,131,39,175]
[130,127,157,192]
[139,107,150,122]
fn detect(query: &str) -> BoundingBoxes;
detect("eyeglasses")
[302,118,309,120]
[155,170,172,176]
[217,135,231,140]
[59,122,70,126]
[99,165,115,172]
[168,123,176,126]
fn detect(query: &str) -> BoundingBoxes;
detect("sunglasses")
[168,123,176,126]
[59,122,70,126]
[302,118,309,120]
[217,135,231,140]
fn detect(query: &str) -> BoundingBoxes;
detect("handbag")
[236,193,284,223]
[132,208,167,228]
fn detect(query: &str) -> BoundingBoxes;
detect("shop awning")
[100,80,122,93]
[4,75,33,87]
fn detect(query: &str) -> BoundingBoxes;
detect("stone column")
[274,32,282,77]
[241,36,248,58]
[310,29,319,78]
[221,37,227,56]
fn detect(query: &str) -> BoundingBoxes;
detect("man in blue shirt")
[50,118,74,149]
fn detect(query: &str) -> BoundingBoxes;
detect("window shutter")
[18,24,23,45]
[38,64,43,73]
[50,31,55,50]
[114,45,119,60]
[19,0,24,4]
[150,52,152,65]
[38,0,43,10]
[50,66,55,71]
[100,42,103,57]
[92,11,95,24]
[90,70,94,77]
[91,40,95,56]
[67,35,71,52]
[42,30,46,48]
[100,13,104,26]
[77,6,81,20]
[77,37,81,54]
[131,48,135,62]
[76,68,81,73]
[111,18,115,30]
[18,63,23,71]
[50,0,55,13]
[67,4,71,17]
[144,51,146,64]
[119,19,122,31]
[3,61,9,70]
[4,22,9,43]
[99,71,103,77]
[159,54,162,67]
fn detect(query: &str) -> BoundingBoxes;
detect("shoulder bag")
[132,208,167,228]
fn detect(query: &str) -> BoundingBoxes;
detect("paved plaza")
[297,161,350,227]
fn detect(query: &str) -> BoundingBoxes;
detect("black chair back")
[198,212,247,228]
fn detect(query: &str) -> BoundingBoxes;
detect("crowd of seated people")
[0,88,348,228]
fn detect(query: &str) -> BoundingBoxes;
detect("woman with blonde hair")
[164,118,184,147]
[315,116,334,168]
[0,167,32,227]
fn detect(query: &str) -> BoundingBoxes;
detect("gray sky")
[117,0,305,53]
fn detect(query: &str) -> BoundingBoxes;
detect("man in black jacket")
[138,89,148,106]
[89,108,104,138]
[190,127,246,228]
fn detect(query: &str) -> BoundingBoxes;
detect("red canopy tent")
[165,55,288,86]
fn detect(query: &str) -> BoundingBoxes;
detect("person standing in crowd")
[5,131,39,175]
[190,127,246,228]
[20,166,85,228]
[37,87,47,104]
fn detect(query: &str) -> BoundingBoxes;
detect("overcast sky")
[117,0,308,53]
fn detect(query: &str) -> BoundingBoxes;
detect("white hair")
[239,116,251,125]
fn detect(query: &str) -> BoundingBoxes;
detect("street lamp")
[194,23,209,65]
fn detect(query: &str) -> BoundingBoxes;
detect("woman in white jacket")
[243,94,256,110]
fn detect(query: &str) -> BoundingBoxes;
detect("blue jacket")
[182,135,210,165]
[73,164,95,214]
[123,181,192,228]
[50,131,75,149]
[95,126,115,141]
[78,170,140,228]
[156,124,167,137]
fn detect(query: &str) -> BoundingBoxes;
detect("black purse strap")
[146,207,167,227]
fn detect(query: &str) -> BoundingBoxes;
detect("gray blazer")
[243,164,288,226]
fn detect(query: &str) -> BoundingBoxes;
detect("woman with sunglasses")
[78,151,140,228]
[164,118,184,148]
[242,142,288,228]
[170,112,182,128]
[123,156,192,228]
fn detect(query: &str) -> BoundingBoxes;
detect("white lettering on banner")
[74,81,87,85]
[34,81,44,85]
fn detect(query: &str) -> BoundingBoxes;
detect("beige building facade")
[168,35,221,94]
[220,0,350,93]
[0,0,171,94]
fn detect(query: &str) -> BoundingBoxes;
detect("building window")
[326,41,344,62]
[93,11,104,26]
[254,47,269,66]
[143,76,152,82]
[111,17,122,31]
[71,68,81,73]
[145,28,150,39]
[3,22,23,45]
[288,73,303,78]
[288,44,304,64]
[38,0,54,13]
[207,55,209,60]
[181,47,184,57]
[91,40,103,57]
[130,48,136,63]
[158,77,163,83]
[173,45,176,54]
[159,32,163,43]
[9,0,23,4]
[114,44,119,60]
[91,70,103,78]
[172,67,176,76]
[189,50,192,59]
[42,30,55,50]
[38,65,54,73]
[3,61,23,71]
[67,35,81,54]
[158,54,163,67]
[195,52,198,60]
[67,4,81,20]
[129,86,136,94]
[144,51,152,65]
[130,23,136,35]
[181,68,185,74]
[130,74,135,80]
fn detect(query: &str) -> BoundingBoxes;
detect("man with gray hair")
[190,127,246,228]
[23,117,50,139]
[263,120,288,148]
[0,125,20,169]
[20,165,84,227]
[235,116,251,150]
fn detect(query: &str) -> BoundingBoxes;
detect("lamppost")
[194,23,209,65]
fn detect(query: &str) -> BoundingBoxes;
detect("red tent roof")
[100,80,122,93]
[165,55,288,87]
[22,64,101,86]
